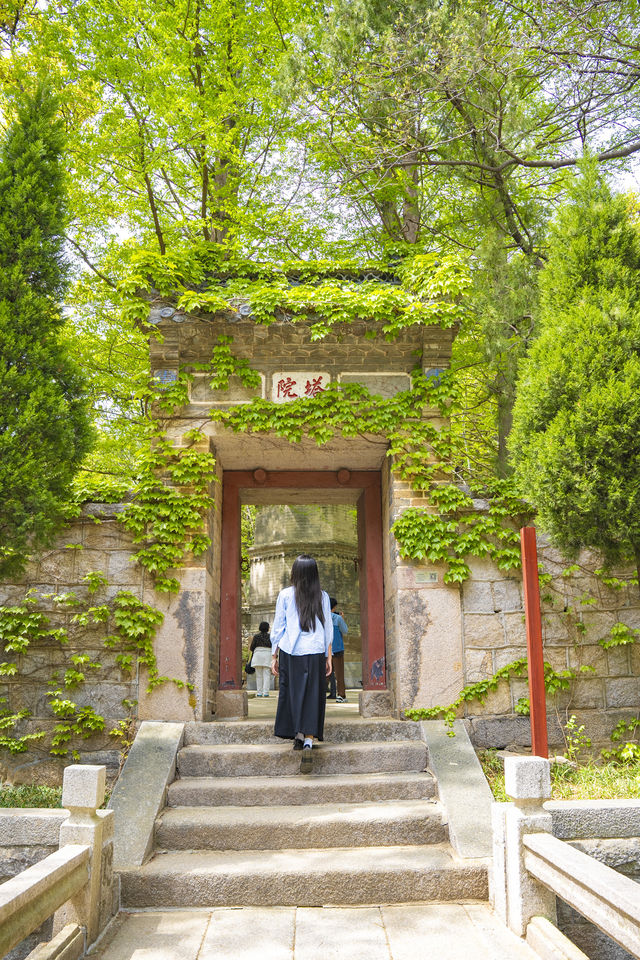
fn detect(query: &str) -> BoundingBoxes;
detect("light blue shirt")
[271,586,333,657]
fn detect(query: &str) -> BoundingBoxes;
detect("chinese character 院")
[277,377,299,399]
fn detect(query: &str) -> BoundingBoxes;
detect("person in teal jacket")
[327,597,348,702]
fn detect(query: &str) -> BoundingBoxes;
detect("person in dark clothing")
[250,621,272,697]
[271,555,333,774]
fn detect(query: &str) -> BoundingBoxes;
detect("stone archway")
[217,469,390,719]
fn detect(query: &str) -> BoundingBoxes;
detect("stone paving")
[247,690,360,721]
[89,904,540,960]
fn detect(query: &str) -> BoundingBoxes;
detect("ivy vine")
[0,579,180,758]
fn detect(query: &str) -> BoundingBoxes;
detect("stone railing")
[0,765,114,960]
[492,756,640,960]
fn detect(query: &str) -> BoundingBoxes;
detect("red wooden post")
[520,526,548,758]
[358,480,386,689]
[219,478,241,689]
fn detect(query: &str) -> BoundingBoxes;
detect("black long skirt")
[274,650,326,741]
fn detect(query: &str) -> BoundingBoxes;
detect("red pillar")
[219,478,241,689]
[520,526,548,758]
[358,479,386,689]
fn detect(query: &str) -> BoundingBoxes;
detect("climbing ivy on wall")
[0,580,186,757]
[119,429,217,592]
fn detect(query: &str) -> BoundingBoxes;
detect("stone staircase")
[119,718,488,908]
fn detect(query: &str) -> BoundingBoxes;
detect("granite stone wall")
[460,542,640,752]
[0,504,142,784]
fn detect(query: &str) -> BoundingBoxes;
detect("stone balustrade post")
[53,765,113,945]
[491,756,557,937]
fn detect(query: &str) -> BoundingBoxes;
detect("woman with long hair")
[271,554,333,773]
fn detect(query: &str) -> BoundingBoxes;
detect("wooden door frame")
[219,470,386,692]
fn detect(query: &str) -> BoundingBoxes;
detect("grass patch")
[0,784,63,808]
[479,750,640,802]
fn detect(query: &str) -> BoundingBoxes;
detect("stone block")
[492,580,522,613]
[505,756,551,801]
[509,679,530,706]
[36,553,77,583]
[504,612,527,645]
[109,721,184,869]
[493,646,528,671]
[25,922,84,960]
[571,677,605,709]
[526,916,590,960]
[215,689,248,719]
[580,612,617,644]
[606,646,631,677]
[461,581,494,614]
[466,556,503,581]
[472,684,513,716]
[542,648,570,672]
[568,644,606,674]
[359,689,394,717]
[546,799,640,840]
[469,715,565,751]
[596,584,626,611]
[464,648,494,683]
[74,550,111,580]
[542,613,572,644]
[106,551,139,586]
[420,719,493,858]
[464,613,505,648]
[617,607,640,632]
[339,372,411,398]
[0,810,66,846]
[605,677,639,708]
[62,764,106,809]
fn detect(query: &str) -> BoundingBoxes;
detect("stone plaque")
[271,372,330,402]
[190,374,264,405]
[415,570,438,583]
[339,372,411,398]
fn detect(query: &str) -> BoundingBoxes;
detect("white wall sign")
[271,372,330,402]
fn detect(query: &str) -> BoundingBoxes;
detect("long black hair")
[290,554,324,632]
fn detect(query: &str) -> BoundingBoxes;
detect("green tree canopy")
[0,85,93,576]
[510,164,640,581]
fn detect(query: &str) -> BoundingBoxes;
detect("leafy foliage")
[511,164,640,585]
[0,85,93,577]
[0,579,171,757]
[119,430,217,592]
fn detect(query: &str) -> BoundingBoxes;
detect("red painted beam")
[520,526,548,758]
[223,470,380,491]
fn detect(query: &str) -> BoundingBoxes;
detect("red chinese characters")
[276,377,299,399]
[304,377,325,398]
[273,372,329,401]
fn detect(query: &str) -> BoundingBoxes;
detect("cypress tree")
[0,86,93,577]
[510,164,640,584]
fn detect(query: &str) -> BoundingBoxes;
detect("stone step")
[155,799,447,851]
[177,741,428,779]
[120,844,488,908]
[184,719,422,746]
[167,771,437,807]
